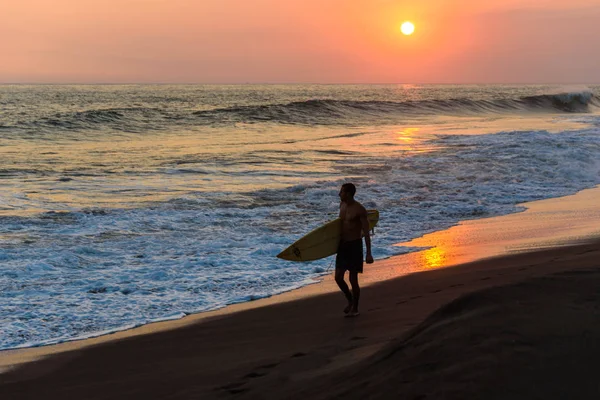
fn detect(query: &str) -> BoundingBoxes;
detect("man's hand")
[366,253,374,264]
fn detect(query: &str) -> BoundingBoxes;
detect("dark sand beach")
[1,188,600,399]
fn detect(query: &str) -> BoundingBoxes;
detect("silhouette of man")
[335,183,373,317]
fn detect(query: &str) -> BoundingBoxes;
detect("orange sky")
[2,0,599,83]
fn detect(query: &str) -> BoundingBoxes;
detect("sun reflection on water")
[394,127,441,154]
[397,127,420,142]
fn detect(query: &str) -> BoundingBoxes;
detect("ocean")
[1,84,599,350]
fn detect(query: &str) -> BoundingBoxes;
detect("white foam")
[2,118,600,350]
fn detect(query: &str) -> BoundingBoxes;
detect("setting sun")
[401,21,415,35]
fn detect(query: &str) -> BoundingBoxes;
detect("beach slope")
[287,243,600,400]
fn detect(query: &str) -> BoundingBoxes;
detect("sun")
[401,21,415,36]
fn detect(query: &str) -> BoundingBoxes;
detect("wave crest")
[194,91,599,125]
[3,91,598,133]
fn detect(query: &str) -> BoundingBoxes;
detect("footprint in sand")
[228,361,280,390]
[258,362,279,369]
[244,371,268,378]
[556,269,597,276]
[218,381,248,395]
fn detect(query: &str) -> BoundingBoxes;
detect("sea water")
[1,84,599,349]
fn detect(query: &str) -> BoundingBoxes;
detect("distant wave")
[521,92,598,112]
[2,91,598,133]
[1,107,171,134]
[194,91,600,125]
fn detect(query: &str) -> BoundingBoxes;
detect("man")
[335,183,373,317]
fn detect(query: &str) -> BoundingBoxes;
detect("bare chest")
[339,205,360,225]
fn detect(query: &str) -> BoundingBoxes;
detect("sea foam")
[1,124,600,350]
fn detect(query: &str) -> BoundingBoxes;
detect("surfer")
[335,183,373,317]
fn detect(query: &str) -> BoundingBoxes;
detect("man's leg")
[348,271,360,314]
[334,268,353,313]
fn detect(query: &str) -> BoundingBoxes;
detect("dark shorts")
[336,239,364,273]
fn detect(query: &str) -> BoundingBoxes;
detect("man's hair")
[341,183,356,197]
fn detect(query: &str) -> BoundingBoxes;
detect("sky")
[2,0,600,84]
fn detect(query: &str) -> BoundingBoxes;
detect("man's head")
[339,183,356,203]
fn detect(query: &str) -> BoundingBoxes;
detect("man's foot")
[343,304,352,314]
[344,310,360,318]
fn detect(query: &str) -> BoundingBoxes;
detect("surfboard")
[276,209,379,262]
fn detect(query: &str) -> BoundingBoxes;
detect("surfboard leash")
[326,257,335,273]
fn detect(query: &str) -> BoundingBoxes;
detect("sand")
[1,187,600,399]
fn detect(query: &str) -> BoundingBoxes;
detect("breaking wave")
[2,91,598,134]
[193,91,600,125]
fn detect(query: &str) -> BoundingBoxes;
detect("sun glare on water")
[401,21,415,36]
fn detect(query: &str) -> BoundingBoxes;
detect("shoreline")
[1,185,599,373]
[2,241,599,398]
[0,185,598,398]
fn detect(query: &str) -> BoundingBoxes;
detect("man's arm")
[359,207,374,264]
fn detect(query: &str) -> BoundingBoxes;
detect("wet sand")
[1,187,599,399]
